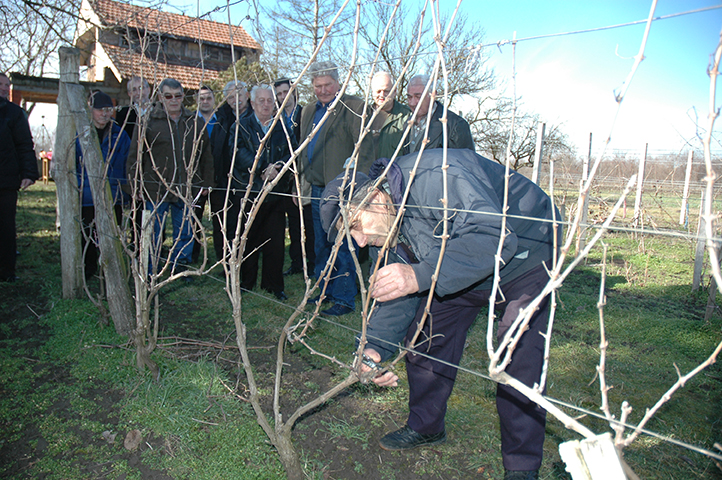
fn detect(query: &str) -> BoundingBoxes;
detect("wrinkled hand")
[262,163,280,182]
[370,263,419,302]
[20,178,34,190]
[362,348,399,387]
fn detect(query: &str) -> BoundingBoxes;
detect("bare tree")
[1,0,80,111]
[475,110,574,170]
[256,0,355,98]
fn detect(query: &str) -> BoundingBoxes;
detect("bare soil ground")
[0,276,514,480]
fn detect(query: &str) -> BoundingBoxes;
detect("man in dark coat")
[232,84,295,300]
[320,149,560,480]
[115,76,151,140]
[274,77,314,276]
[0,72,39,282]
[404,74,475,154]
[208,81,254,262]
[115,76,151,250]
[76,91,131,279]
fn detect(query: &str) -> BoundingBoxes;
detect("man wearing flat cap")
[320,148,560,480]
[76,90,130,279]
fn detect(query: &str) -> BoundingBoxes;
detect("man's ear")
[368,189,389,211]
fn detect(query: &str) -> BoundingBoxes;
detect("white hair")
[223,80,247,97]
[407,74,431,90]
[250,84,274,102]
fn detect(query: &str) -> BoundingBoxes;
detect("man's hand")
[20,179,34,190]
[370,263,419,302]
[262,163,280,182]
[362,348,399,387]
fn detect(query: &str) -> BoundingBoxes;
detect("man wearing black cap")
[76,90,131,279]
[0,72,39,282]
[319,149,560,480]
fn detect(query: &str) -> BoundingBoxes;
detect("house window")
[186,42,200,58]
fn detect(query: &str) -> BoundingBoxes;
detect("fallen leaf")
[101,430,117,444]
[124,429,142,451]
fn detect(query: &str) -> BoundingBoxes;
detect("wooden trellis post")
[693,189,706,291]
[632,143,647,231]
[679,150,693,226]
[531,122,545,185]
[53,47,83,299]
[576,133,591,255]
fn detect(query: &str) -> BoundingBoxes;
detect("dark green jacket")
[370,100,411,159]
[299,93,375,187]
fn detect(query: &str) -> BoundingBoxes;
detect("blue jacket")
[76,122,131,207]
[364,149,561,360]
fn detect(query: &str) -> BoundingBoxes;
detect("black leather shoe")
[379,425,446,451]
[283,266,303,276]
[274,290,288,301]
[321,304,354,316]
[504,470,539,480]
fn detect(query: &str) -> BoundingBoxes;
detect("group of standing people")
[299,62,475,316]
[75,62,477,305]
[78,76,295,299]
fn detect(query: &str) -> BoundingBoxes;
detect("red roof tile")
[102,44,226,89]
[91,0,261,50]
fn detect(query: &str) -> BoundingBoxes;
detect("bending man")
[320,149,561,480]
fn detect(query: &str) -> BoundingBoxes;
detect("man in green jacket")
[299,61,374,316]
[127,78,213,274]
[369,71,411,160]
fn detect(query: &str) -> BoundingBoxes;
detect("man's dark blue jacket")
[365,149,561,360]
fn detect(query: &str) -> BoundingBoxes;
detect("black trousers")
[240,200,285,294]
[283,196,315,271]
[0,189,18,280]
[405,263,550,471]
[209,190,241,262]
[191,192,208,263]
[81,204,123,280]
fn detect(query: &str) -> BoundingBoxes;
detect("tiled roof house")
[74,0,262,90]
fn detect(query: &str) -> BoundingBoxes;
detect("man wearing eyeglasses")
[126,78,213,277]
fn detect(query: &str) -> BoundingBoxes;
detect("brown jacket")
[127,103,213,203]
[298,93,375,187]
